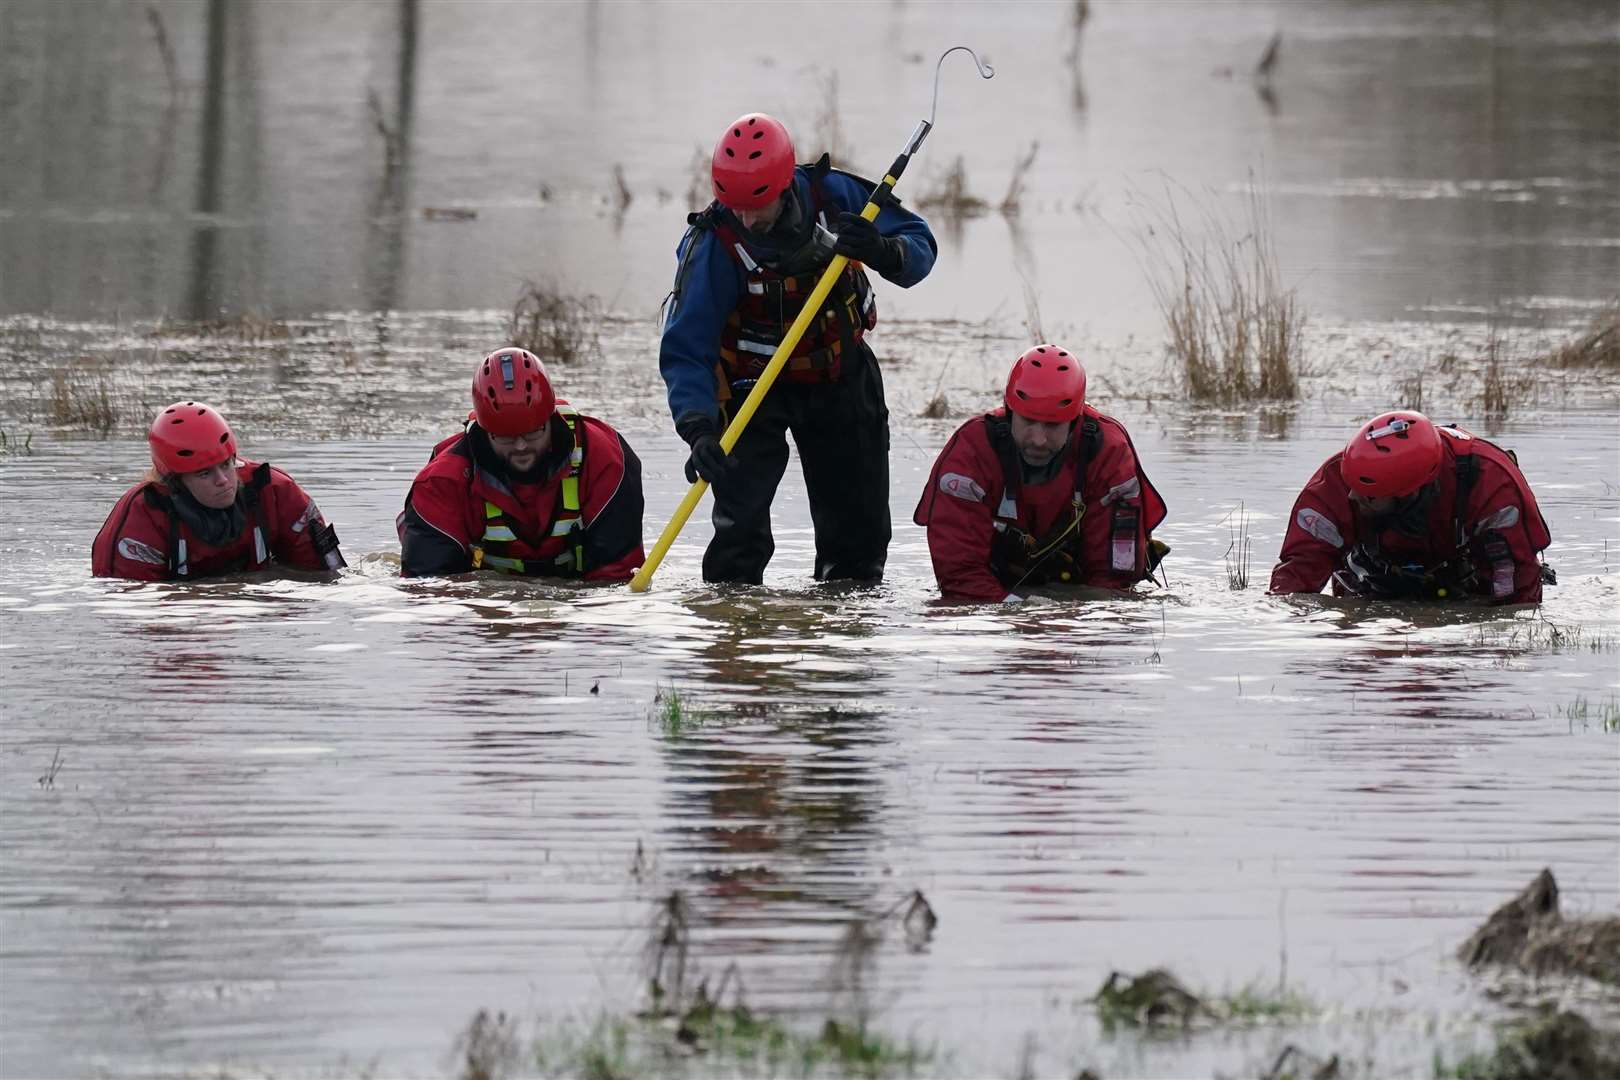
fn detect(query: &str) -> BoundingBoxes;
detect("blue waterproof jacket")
[659,166,937,426]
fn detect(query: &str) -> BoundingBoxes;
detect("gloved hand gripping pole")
[630,46,994,593]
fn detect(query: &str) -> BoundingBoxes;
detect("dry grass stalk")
[1137,182,1303,403]
[508,282,601,365]
[1475,326,1533,421]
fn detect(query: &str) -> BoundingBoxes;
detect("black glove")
[675,413,735,489]
[833,212,903,276]
[1342,544,1429,599]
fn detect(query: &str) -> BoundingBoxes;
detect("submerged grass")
[508,281,602,366]
[650,686,722,737]
[1223,502,1253,590]
[1094,968,1316,1032]
[1133,180,1304,404]
[1473,613,1618,656]
[1434,1008,1620,1080]
[526,1006,932,1080]
[1558,693,1620,733]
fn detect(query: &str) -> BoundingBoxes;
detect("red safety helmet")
[1004,344,1087,423]
[1339,410,1444,499]
[472,347,555,436]
[711,113,796,211]
[148,401,237,474]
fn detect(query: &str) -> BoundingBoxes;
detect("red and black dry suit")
[913,406,1169,602]
[397,406,645,580]
[92,462,344,581]
[659,157,937,583]
[1269,425,1552,603]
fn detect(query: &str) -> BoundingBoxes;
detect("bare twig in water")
[36,747,63,790]
[645,890,692,1016]
[1000,141,1039,215]
[612,163,633,212]
[366,87,402,171]
[145,6,180,103]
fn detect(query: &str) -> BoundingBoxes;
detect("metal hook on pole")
[906,45,995,157]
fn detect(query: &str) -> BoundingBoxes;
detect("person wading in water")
[658,112,938,584]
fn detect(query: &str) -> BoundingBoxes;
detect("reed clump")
[1136,183,1304,404]
[508,282,602,366]
[1544,301,1619,369]
[49,365,119,433]
[1475,327,1534,422]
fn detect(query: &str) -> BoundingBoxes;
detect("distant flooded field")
[2,0,1617,1077]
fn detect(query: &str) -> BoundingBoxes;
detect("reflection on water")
[1,410,1615,1075]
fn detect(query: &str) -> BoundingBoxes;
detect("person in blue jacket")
[660,112,937,584]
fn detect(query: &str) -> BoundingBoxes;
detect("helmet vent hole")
[169,418,183,425]
[751,184,768,196]
[748,150,762,160]
[752,130,763,139]
[724,148,735,158]
[218,433,229,444]
[177,449,193,457]
[733,127,743,137]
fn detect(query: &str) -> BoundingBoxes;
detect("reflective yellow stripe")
[482,525,518,542]
[481,555,525,572]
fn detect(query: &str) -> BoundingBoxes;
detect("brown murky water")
[2,1,1618,1077]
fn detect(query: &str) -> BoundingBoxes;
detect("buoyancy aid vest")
[683,158,878,395]
[471,404,589,577]
[1360,426,1552,599]
[986,415,1100,587]
[148,464,275,577]
[984,415,1169,589]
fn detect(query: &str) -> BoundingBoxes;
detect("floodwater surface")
[2,1,1618,1078]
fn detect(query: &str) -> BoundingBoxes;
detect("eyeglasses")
[489,428,547,450]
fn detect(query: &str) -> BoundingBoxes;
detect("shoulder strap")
[1074,417,1101,502]
[1453,448,1479,548]
[986,415,1020,514]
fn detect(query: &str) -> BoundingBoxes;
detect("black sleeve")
[398,499,473,577]
[583,435,645,573]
